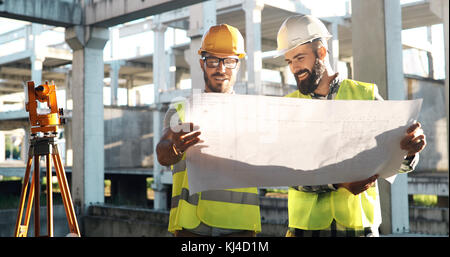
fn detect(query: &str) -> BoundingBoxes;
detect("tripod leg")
[46,154,53,237]
[53,152,80,236]
[14,154,33,237]
[22,170,36,237]
[34,155,40,237]
[52,154,72,231]
[52,146,80,236]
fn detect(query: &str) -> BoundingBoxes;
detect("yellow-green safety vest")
[285,79,382,230]
[168,102,261,233]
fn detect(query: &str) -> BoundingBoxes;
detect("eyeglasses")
[202,56,239,69]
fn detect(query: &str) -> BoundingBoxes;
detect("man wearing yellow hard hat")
[276,15,427,237]
[156,24,261,237]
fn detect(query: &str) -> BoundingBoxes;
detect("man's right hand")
[156,122,201,166]
[336,174,379,195]
[171,122,202,155]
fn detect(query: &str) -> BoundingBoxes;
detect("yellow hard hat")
[198,24,246,58]
[275,15,332,57]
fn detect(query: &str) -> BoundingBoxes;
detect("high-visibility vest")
[168,102,261,233]
[285,79,382,230]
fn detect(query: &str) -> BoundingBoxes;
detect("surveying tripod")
[14,134,80,237]
[14,81,80,237]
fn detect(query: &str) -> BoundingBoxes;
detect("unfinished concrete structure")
[0,0,448,236]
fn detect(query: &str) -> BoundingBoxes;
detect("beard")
[294,58,326,95]
[203,71,232,93]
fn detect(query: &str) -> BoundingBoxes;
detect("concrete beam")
[84,0,207,27]
[0,121,28,131]
[0,0,81,27]
[0,86,24,94]
[402,1,442,30]
[409,206,449,235]
[0,65,66,86]
[0,167,155,178]
[159,89,191,104]
[0,27,26,45]
[0,50,32,66]
[0,110,27,121]
[0,24,53,45]
[118,19,153,38]
[43,47,72,61]
[408,174,449,196]
[263,0,310,14]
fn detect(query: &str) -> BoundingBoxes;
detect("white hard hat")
[275,15,332,57]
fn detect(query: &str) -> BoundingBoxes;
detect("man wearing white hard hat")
[276,15,427,237]
[156,24,261,237]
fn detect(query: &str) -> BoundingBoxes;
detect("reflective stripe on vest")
[171,185,259,209]
[168,101,261,233]
[172,158,186,175]
[201,190,259,206]
[285,79,382,230]
[171,188,199,208]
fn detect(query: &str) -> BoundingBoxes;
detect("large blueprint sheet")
[183,93,422,194]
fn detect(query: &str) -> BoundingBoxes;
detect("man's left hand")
[400,122,426,157]
[337,174,379,195]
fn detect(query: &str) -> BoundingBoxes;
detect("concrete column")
[327,21,340,72]
[109,27,121,106]
[152,18,168,98]
[0,131,5,162]
[8,133,13,160]
[430,0,449,160]
[244,0,264,95]
[65,70,73,110]
[110,27,120,60]
[445,3,449,156]
[29,24,45,86]
[31,55,44,87]
[65,119,73,167]
[346,60,353,79]
[136,90,141,106]
[237,57,246,84]
[126,76,134,106]
[351,0,409,235]
[187,0,216,92]
[64,70,73,166]
[175,69,184,90]
[151,18,169,210]
[167,48,176,90]
[426,26,434,79]
[280,67,290,96]
[65,26,109,214]
[109,61,122,106]
[22,125,31,163]
[20,128,27,162]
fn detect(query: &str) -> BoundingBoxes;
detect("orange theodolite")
[14,81,80,237]
[25,81,64,134]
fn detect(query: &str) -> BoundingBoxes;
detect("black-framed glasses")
[202,56,239,69]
